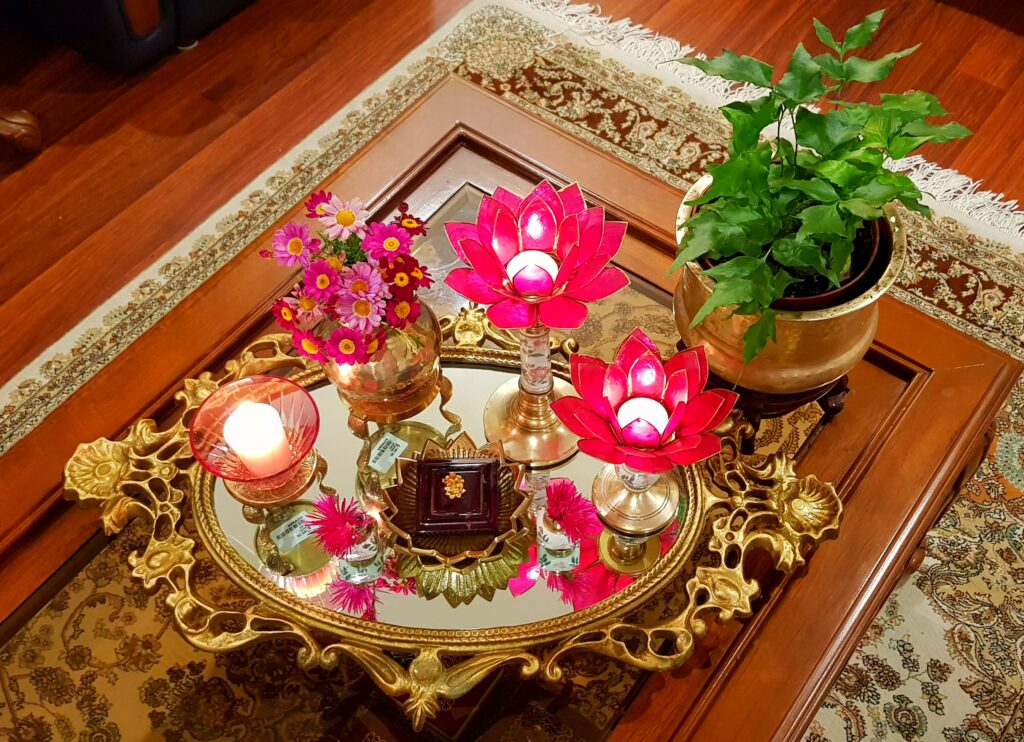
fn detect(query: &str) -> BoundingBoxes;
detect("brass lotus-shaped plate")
[381,432,529,606]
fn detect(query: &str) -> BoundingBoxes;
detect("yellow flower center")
[395,301,411,319]
[354,299,373,317]
[351,279,369,293]
[339,339,356,354]
[394,273,410,287]
[326,256,344,271]
[336,209,356,227]
[301,338,319,355]
[287,237,305,255]
[316,274,331,289]
[367,338,379,354]
[401,217,418,229]
[299,296,317,312]
[411,268,423,279]
[382,237,401,252]
[280,307,294,321]
[315,203,327,215]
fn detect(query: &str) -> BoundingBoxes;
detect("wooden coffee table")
[19,76,1023,739]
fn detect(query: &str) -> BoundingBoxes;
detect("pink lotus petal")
[597,221,627,260]
[445,268,507,304]
[664,369,693,409]
[665,434,722,466]
[518,196,558,252]
[661,399,689,445]
[558,183,586,215]
[555,216,580,262]
[614,329,661,371]
[624,452,674,474]
[665,345,709,392]
[570,354,605,393]
[539,295,588,329]
[492,186,523,214]
[527,181,565,222]
[487,297,537,328]
[572,405,618,444]
[621,418,661,448]
[677,390,737,436]
[511,264,555,296]
[460,238,507,286]
[576,207,607,262]
[568,267,630,302]
[572,356,613,416]
[551,397,600,438]
[578,437,628,465]
[491,208,521,266]
[603,365,628,410]
[628,353,667,399]
[478,196,511,256]
[445,222,478,263]
[554,243,579,289]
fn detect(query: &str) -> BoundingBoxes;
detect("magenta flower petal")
[444,222,477,264]
[554,243,580,288]
[460,238,507,285]
[492,186,523,213]
[511,264,555,296]
[664,369,693,409]
[487,297,537,328]
[568,267,630,302]
[518,196,558,252]
[578,437,628,465]
[539,295,588,329]
[528,180,565,222]
[558,183,586,215]
[576,207,607,261]
[678,390,737,436]
[445,268,507,304]
[665,345,709,393]
[572,356,612,416]
[621,418,661,448]
[555,216,580,262]
[661,399,689,444]
[603,365,628,410]
[627,353,667,399]
[551,396,599,438]
[491,208,521,265]
[615,329,661,371]
[665,434,722,466]
[597,221,627,259]
[624,452,674,474]
[572,405,618,444]
[477,196,510,256]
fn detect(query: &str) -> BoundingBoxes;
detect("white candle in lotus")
[223,401,293,477]
[616,397,669,434]
[505,250,559,281]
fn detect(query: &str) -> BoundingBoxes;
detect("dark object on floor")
[2,0,253,73]
[0,108,41,155]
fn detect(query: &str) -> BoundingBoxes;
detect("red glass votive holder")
[188,375,320,507]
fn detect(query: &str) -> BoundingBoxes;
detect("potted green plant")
[671,9,969,394]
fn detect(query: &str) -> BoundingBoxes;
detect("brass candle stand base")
[482,377,579,468]
[224,449,322,508]
[597,530,660,575]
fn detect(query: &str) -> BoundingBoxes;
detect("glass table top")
[208,183,686,632]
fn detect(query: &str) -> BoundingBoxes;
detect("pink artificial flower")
[304,261,342,302]
[304,190,332,219]
[292,329,325,363]
[363,222,413,261]
[339,261,389,300]
[325,326,368,365]
[551,331,738,474]
[306,496,373,557]
[286,290,327,328]
[385,294,421,329]
[319,196,369,241]
[337,289,385,333]
[381,554,417,596]
[330,579,379,621]
[546,569,600,610]
[271,298,297,331]
[444,181,630,329]
[545,478,601,542]
[272,222,321,268]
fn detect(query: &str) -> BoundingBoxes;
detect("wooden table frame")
[4,75,1020,740]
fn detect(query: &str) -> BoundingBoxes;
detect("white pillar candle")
[223,401,293,477]
[616,397,669,434]
[505,250,559,281]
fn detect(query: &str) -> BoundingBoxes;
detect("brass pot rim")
[675,173,906,322]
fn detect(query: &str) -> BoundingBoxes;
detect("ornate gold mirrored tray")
[64,303,842,730]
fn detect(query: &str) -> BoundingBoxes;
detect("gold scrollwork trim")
[63,305,841,730]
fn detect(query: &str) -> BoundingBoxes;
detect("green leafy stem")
[672,9,969,361]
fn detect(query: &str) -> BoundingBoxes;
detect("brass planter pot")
[673,175,906,395]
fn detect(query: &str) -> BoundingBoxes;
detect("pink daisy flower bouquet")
[266,195,434,367]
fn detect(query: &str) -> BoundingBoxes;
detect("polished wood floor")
[1,0,1022,390]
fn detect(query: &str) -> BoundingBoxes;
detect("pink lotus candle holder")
[444,181,630,467]
[189,375,321,508]
[551,330,737,573]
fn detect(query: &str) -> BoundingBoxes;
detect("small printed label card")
[270,512,316,553]
[368,432,408,473]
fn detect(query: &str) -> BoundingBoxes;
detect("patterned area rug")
[3,1,1024,740]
